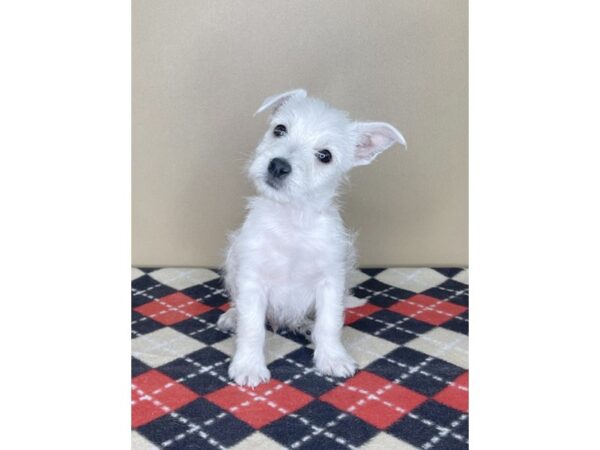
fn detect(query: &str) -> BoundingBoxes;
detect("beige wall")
[132,0,468,267]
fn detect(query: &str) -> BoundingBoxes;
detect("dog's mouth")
[265,176,282,190]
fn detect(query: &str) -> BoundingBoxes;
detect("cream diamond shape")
[453,269,469,285]
[361,432,419,449]
[132,327,205,368]
[230,432,282,450]
[149,267,220,290]
[347,269,371,288]
[405,327,468,369]
[375,268,448,293]
[132,267,145,281]
[343,327,398,368]
[132,431,158,450]
[213,331,301,364]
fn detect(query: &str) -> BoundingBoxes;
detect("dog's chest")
[244,205,343,284]
[266,217,328,279]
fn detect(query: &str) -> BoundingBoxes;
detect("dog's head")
[248,89,406,203]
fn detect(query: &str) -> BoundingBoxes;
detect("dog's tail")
[344,295,368,308]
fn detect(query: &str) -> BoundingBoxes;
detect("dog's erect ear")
[254,89,307,116]
[352,122,407,166]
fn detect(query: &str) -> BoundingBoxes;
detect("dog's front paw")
[216,308,237,332]
[228,357,270,387]
[314,350,357,378]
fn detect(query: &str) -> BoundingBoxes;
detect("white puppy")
[217,89,406,387]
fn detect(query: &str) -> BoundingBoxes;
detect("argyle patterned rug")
[132,267,469,449]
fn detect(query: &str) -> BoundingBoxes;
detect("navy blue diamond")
[172,317,230,345]
[290,371,338,397]
[422,279,469,305]
[353,278,396,298]
[387,414,438,448]
[268,348,336,396]
[455,415,469,439]
[158,348,230,395]
[422,357,466,381]
[358,310,434,345]
[441,278,468,292]
[360,267,386,276]
[131,275,177,308]
[261,412,313,446]
[383,346,431,367]
[389,409,468,449]
[448,293,468,307]
[442,312,469,335]
[350,315,387,334]
[428,435,468,449]
[262,401,377,448]
[175,399,253,448]
[271,358,336,397]
[187,347,229,367]
[191,325,230,345]
[366,347,458,392]
[399,371,452,397]
[203,276,225,290]
[268,357,302,381]
[300,435,349,450]
[388,401,469,449]
[199,309,225,324]
[131,274,159,292]
[284,346,315,367]
[132,310,163,336]
[414,400,465,428]
[137,398,253,449]
[369,287,415,307]
[432,267,463,278]
[136,413,189,444]
[365,354,411,382]
[181,284,229,307]
[325,412,378,447]
[184,370,229,396]
[138,267,161,273]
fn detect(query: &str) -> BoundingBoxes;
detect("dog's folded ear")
[352,122,407,166]
[255,89,307,116]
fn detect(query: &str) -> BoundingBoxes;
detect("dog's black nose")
[268,158,292,179]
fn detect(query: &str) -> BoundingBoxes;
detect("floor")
[132,267,468,449]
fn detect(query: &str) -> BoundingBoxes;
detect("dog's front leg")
[228,284,270,387]
[313,277,357,378]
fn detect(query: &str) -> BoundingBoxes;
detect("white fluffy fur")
[217,89,406,387]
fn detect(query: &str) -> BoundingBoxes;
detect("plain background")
[132,0,468,267]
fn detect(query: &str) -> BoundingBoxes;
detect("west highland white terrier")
[217,89,406,386]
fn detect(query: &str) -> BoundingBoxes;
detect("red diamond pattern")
[344,303,382,325]
[205,379,313,429]
[132,370,199,428]
[434,372,469,413]
[388,294,467,325]
[134,292,212,325]
[320,371,427,429]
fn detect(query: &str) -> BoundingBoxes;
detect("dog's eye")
[273,124,287,137]
[315,149,332,164]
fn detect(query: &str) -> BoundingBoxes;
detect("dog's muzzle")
[266,158,291,188]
